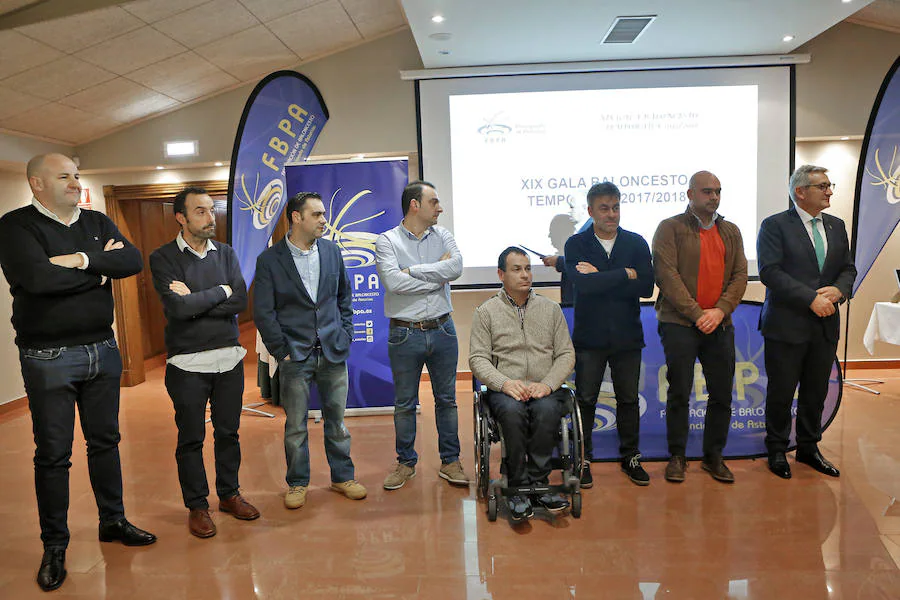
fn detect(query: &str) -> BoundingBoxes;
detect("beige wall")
[795,22,900,138]
[0,169,34,404]
[74,31,423,170]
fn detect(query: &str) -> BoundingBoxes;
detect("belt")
[390,314,450,330]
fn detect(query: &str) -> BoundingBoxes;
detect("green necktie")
[812,217,825,271]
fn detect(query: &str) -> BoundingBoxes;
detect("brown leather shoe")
[219,494,260,520]
[665,455,687,483]
[701,457,735,483]
[188,508,216,538]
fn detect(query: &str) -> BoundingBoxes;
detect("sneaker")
[535,493,570,513]
[438,461,470,486]
[621,454,650,486]
[383,463,416,490]
[665,455,687,483]
[331,480,368,500]
[284,486,308,509]
[580,462,593,489]
[701,457,735,483]
[507,495,534,522]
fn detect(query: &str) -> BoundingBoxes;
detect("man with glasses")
[758,165,856,480]
[652,171,747,484]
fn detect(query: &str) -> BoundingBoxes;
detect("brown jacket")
[652,208,748,327]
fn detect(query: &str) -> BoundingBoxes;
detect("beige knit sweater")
[469,290,575,393]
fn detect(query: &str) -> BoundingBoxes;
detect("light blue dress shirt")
[375,222,462,320]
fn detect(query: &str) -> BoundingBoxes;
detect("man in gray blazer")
[758,165,856,480]
[254,192,367,509]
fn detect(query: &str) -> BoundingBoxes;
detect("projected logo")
[866,146,900,204]
[589,382,649,432]
[323,188,386,268]
[478,112,512,142]
[235,173,285,229]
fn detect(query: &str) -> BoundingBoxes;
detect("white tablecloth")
[863,302,900,354]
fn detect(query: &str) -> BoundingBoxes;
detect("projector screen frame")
[413,61,798,290]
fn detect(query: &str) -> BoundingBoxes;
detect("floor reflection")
[0,366,899,598]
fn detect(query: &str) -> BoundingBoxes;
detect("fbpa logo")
[866,146,900,204]
[235,172,285,229]
[324,188,386,269]
[477,112,512,143]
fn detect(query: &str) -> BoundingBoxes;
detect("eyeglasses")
[805,183,836,191]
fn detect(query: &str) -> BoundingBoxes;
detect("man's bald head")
[27,153,81,212]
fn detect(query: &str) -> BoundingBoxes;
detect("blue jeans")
[280,351,355,486]
[19,338,125,549]
[387,319,461,466]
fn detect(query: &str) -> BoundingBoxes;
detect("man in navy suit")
[254,192,367,508]
[758,165,857,479]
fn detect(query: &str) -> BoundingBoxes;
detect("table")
[863,301,900,354]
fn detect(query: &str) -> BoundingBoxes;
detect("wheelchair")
[473,380,584,521]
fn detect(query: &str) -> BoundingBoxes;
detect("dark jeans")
[164,362,244,509]
[387,320,461,467]
[575,348,642,460]
[20,338,125,549]
[764,326,836,454]
[279,352,354,486]
[487,389,569,486]
[658,322,735,459]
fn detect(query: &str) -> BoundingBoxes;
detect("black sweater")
[149,239,248,357]
[564,227,654,351]
[0,205,143,348]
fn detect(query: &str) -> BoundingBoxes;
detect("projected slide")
[448,85,758,280]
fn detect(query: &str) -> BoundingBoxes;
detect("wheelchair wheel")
[487,494,498,521]
[571,491,582,519]
[568,403,584,483]
[473,399,491,499]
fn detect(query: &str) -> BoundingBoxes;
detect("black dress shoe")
[99,518,158,546]
[36,547,66,592]
[768,452,792,479]
[796,450,840,477]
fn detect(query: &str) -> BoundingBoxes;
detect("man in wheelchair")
[469,247,576,521]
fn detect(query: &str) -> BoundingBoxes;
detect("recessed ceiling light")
[432,15,444,23]
[156,166,164,170]
[438,49,451,55]
[842,0,852,4]
[164,140,198,157]
[840,136,850,140]
[783,35,794,42]
[429,32,452,41]
[214,161,223,166]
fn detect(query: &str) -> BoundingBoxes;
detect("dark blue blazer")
[758,207,857,344]
[253,238,353,363]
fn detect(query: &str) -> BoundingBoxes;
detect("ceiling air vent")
[602,15,656,44]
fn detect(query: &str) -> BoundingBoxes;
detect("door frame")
[104,180,228,386]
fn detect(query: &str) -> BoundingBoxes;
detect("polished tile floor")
[1,363,900,599]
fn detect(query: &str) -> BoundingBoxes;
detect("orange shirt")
[696,224,726,309]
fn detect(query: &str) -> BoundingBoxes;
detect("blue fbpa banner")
[228,71,329,286]
[285,159,408,410]
[568,303,842,461]
[853,56,900,294]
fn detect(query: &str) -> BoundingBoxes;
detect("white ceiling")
[0,0,898,148]
[400,0,878,69]
[0,0,407,145]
